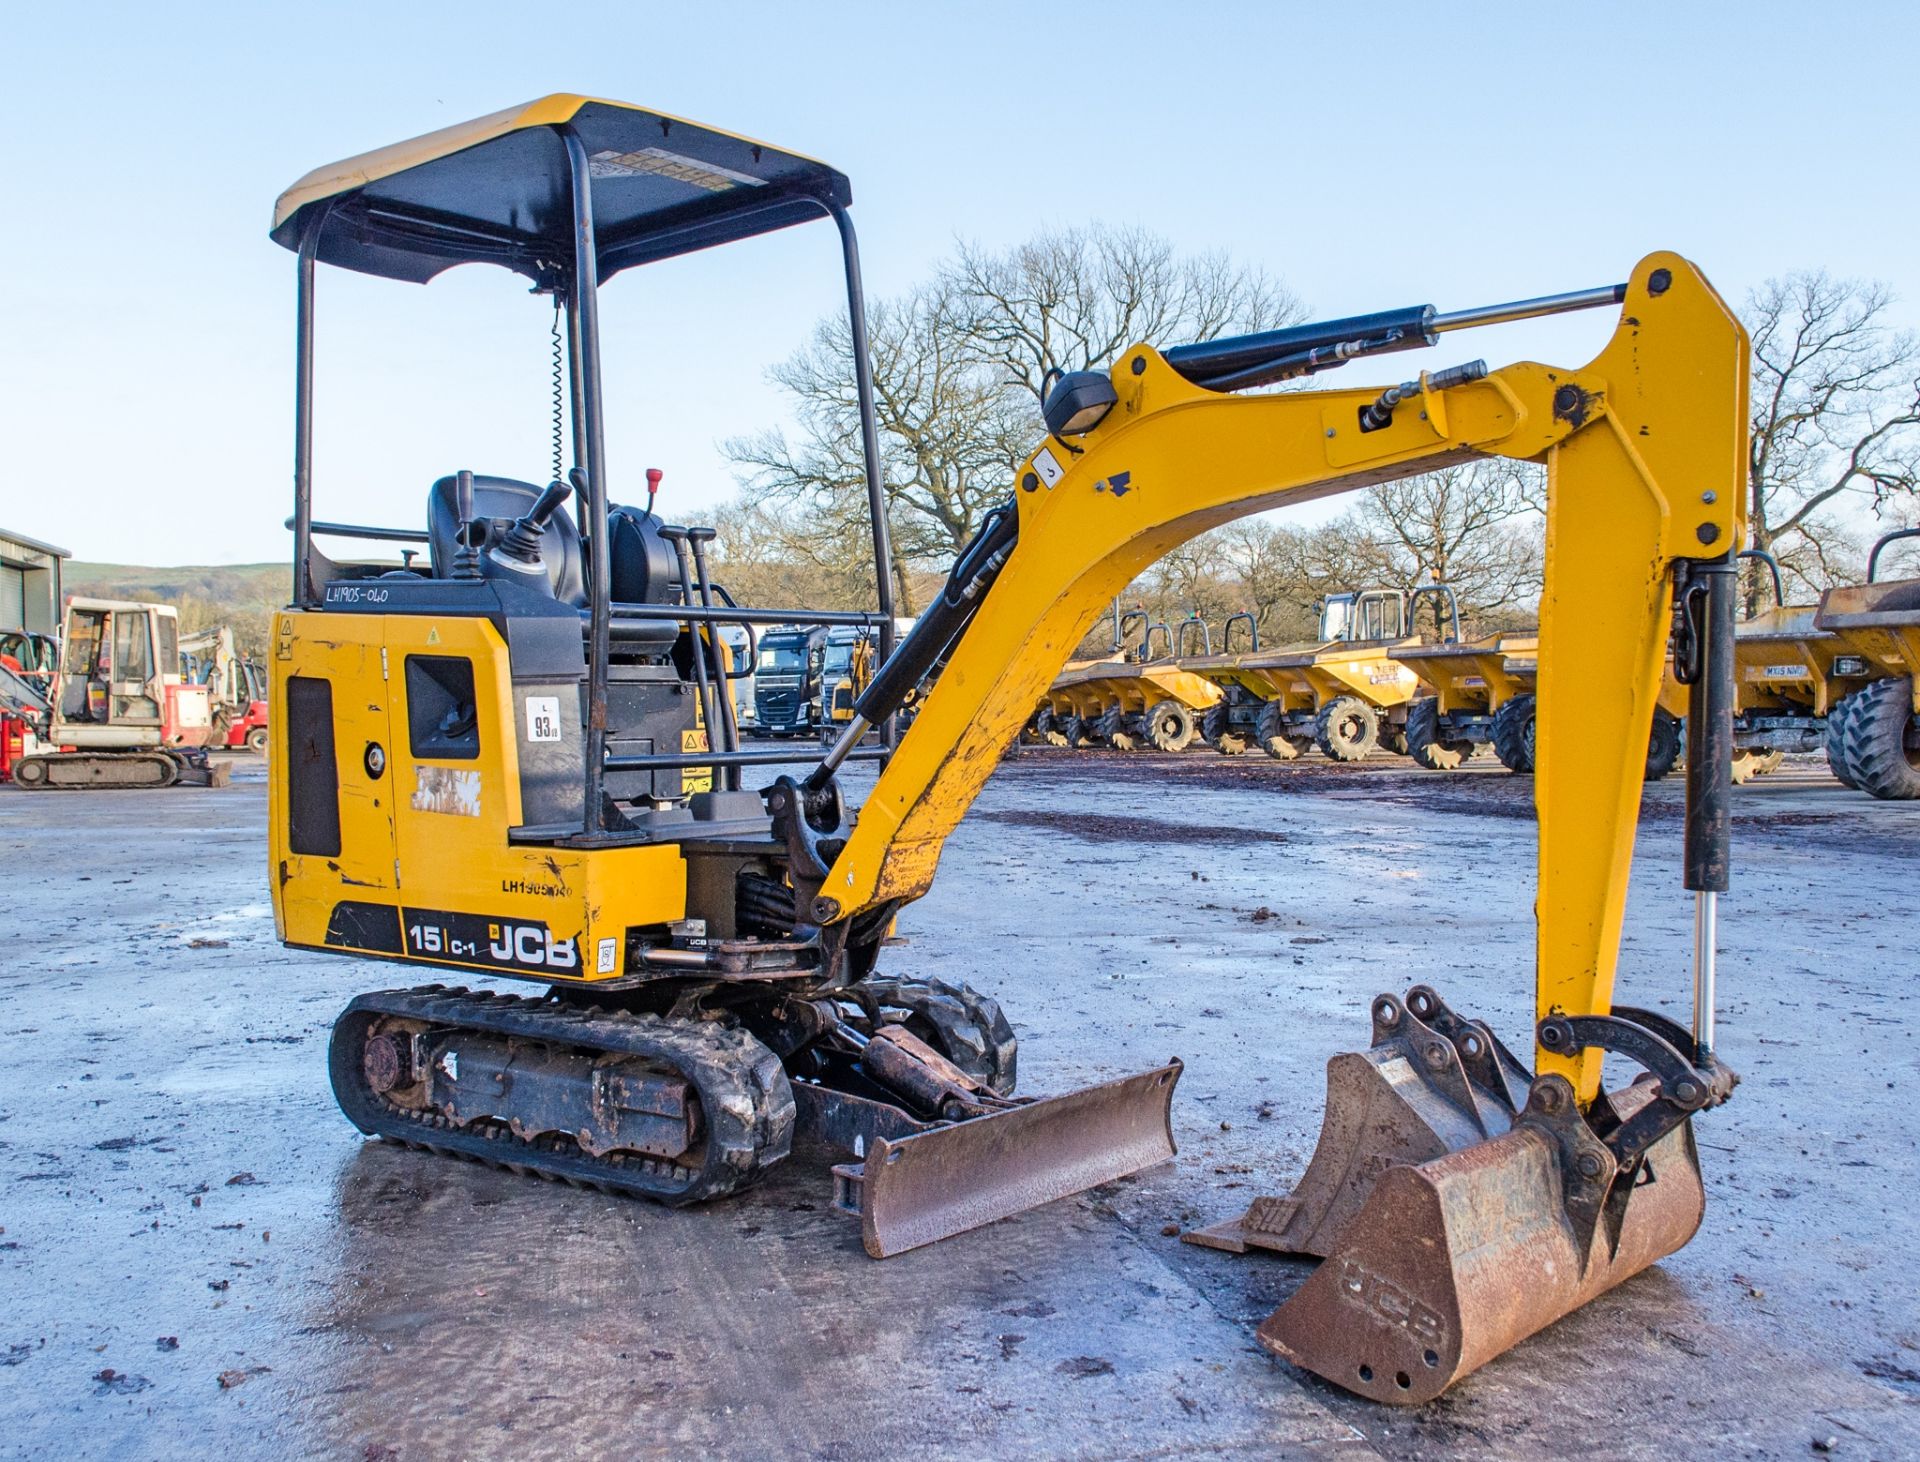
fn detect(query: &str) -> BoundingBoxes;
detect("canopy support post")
[292,207,327,608]
[562,128,613,837]
[828,204,897,749]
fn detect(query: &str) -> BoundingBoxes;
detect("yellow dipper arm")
[823,253,1748,1097]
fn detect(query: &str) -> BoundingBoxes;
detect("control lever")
[493,478,573,567]
[451,469,482,580]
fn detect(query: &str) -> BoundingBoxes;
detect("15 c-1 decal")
[324,901,582,975]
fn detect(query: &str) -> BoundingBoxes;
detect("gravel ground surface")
[0,748,1915,1459]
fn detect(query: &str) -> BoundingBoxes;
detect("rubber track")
[857,976,1019,1096]
[330,985,796,1206]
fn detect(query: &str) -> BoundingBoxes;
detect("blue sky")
[3,1,1915,565]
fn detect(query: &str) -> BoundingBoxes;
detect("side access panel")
[270,610,398,944]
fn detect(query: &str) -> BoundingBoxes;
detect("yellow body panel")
[831,253,1747,1098]
[1042,660,1221,721]
[1815,578,1920,714]
[1400,633,1538,715]
[269,609,687,983]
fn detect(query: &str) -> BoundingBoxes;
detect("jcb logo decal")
[487,922,578,970]
[1335,1259,1448,1348]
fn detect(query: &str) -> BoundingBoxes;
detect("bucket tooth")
[1257,1105,1707,1404]
[1184,990,1518,1257]
[831,1060,1181,1258]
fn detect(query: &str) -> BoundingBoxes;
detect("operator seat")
[427,475,587,605]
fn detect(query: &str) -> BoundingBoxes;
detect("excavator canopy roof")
[271,94,852,284]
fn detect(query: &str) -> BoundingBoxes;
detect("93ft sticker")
[525,696,563,742]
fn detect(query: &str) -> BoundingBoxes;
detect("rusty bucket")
[1189,986,1732,1404]
[1185,987,1528,1258]
[831,1061,1181,1258]
[1258,1080,1707,1403]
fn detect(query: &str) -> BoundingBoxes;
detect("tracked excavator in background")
[4,599,230,788]
[270,96,1745,1405]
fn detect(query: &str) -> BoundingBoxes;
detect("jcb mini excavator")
[271,96,1745,1403]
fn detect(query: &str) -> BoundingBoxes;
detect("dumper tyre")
[246,726,270,753]
[1491,694,1536,773]
[1202,702,1248,755]
[1315,696,1379,762]
[856,976,1018,1096]
[1841,675,1920,800]
[1645,709,1683,782]
[1254,702,1309,760]
[1379,724,1409,757]
[1825,694,1861,789]
[1061,714,1090,749]
[1145,699,1196,753]
[1406,697,1475,771]
[1730,747,1782,784]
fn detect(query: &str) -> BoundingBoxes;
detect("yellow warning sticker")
[681,728,712,794]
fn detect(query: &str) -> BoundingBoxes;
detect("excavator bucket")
[829,1061,1181,1258]
[1260,1084,1706,1403]
[1185,987,1528,1258]
[1190,987,1733,1403]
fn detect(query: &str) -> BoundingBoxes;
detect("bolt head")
[1424,1043,1450,1071]
[1674,1080,1702,1104]
[1576,1153,1604,1178]
[812,897,840,922]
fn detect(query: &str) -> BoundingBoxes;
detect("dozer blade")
[1185,988,1526,1258]
[831,1060,1181,1258]
[1258,1096,1706,1405]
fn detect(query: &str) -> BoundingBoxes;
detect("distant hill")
[64,563,286,659]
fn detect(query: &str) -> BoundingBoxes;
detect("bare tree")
[727,227,1304,612]
[1351,461,1544,630]
[724,283,1032,612]
[946,225,1304,403]
[1746,272,1920,603]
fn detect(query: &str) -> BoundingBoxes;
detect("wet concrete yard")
[1,751,1917,1458]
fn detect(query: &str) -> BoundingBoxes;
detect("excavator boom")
[791,252,1748,1399]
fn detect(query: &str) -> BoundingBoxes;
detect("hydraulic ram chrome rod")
[1430,284,1627,334]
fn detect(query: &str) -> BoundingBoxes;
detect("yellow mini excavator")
[270,96,1745,1404]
